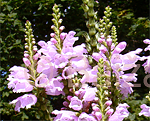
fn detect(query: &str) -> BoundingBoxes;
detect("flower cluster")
[7,3,150,121]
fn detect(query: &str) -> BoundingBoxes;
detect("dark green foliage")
[0,0,149,120]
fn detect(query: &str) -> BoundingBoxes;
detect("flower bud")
[88,1,94,7]
[99,45,107,53]
[50,33,55,38]
[106,108,114,116]
[31,34,34,38]
[106,37,112,46]
[24,53,29,58]
[32,38,35,41]
[67,96,72,101]
[58,19,63,24]
[33,46,37,52]
[88,9,95,17]
[51,25,55,29]
[89,28,96,36]
[59,26,65,31]
[82,0,89,4]
[92,105,100,112]
[33,53,41,60]
[105,100,112,106]
[32,40,36,45]
[25,45,28,49]
[95,112,102,120]
[50,38,57,44]
[25,38,28,41]
[83,5,89,12]
[63,101,69,107]
[60,32,67,40]
[23,58,31,66]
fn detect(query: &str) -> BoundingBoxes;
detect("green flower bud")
[88,56,93,64]
[88,9,95,17]
[103,86,108,90]
[89,28,96,35]
[88,1,94,7]
[86,43,92,52]
[82,5,89,12]
[31,34,34,38]
[52,13,57,19]
[25,38,28,41]
[91,39,97,46]
[25,45,28,49]
[89,18,95,27]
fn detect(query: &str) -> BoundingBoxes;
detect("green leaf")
[8,13,17,18]
[0,13,5,17]
[6,5,13,11]
[21,112,29,120]
[35,112,40,119]
[38,3,43,10]
[14,19,21,26]
[0,19,5,23]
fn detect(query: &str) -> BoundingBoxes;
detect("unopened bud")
[31,34,34,38]
[25,45,28,49]
[33,46,37,52]
[32,41,36,45]
[106,108,114,116]
[59,26,65,31]
[58,19,63,24]
[23,58,31,67]
[50,33,55,38]
[24,53,29,58]
[50,38,57,44]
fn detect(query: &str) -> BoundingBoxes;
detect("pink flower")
[109,103,129,121]
[35,74,49,87]
[7,66,30,79]
[45,76,64,96]
[99,45,108,53]
[69,96,83,111]
[52,110,78,121]
[78,112,97,121]
[106,37,112,46]
[60,32,67,40]
[112,41,127,54]
[139,104,150,117]
[80,66,98,83]
[10,94,37,112]
[38,40,57,57]
[142,56,150,74]
[82,87,97,101]
[7,66,33,93]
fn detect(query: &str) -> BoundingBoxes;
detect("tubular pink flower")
[60,32,67,40]
[69,96,83,111]
[143,39,150,44]
[109,103,129,121]
[105,100,112,106]
[7,66,33,93]
[45,76,64,96]
[139,104,150,117]
[99,45,108,53]
[78,112,96,121]
[98,38,105,44]
[52,110,78,121]
[9,94,37,112]
[106,37,112,46]
[112,41,127,54]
